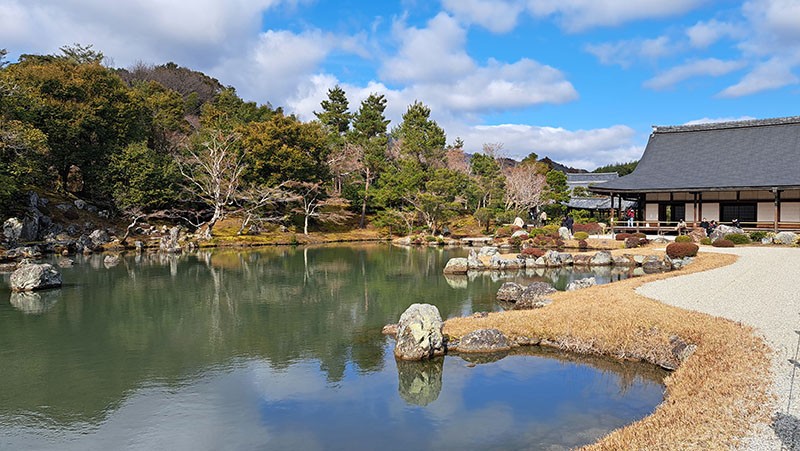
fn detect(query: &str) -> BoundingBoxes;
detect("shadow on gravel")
[774,412,800,450]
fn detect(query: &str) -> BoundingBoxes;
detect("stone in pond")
[9,263,62,292]
[394,303,445,360]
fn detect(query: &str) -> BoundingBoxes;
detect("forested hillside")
[0,45,633,239]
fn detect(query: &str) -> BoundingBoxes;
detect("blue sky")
[1,0,799,168]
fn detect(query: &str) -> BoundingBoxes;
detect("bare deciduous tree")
[284,181,354,235]
[177,129,246,239]
[504,164,547,212]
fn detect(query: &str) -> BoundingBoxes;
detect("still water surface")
[0,244,665,450]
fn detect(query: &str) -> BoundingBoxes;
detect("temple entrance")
[658,203,685,223]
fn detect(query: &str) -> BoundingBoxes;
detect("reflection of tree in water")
[0,244,485,425]
[396,358,444,406]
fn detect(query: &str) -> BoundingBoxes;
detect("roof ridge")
[654,116,800,133]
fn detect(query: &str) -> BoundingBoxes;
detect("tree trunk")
[304,214,309,235]
[204,205,223,240]
[360,170,370,229]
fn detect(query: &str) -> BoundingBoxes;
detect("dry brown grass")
[444,251,773,450]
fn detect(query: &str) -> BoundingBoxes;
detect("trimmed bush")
[573,222,602,234]
[724,233,750,245]
[615,232,633,241]
[573,231,589,240]
[633,232,647,239]
[666,242,699,259]
[495,226,513,238]
[675,235,693,243]
[521,247,546,258]
[528,228,546,237]
[700,237,712,245]
[712,239,735,248]
[542,224,560,236]
[749,231,768,242]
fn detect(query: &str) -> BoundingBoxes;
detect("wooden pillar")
[698,192,703,222]
[774,188,781,232]
[610,193,616,235]
[692,192,698,227]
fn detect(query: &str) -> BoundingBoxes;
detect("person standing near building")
[626,208,635,227]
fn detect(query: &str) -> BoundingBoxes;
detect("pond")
[0,244,665,450]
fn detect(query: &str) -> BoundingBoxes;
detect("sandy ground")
[637,246,800,450]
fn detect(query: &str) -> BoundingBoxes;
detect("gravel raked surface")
[637,246,800,450]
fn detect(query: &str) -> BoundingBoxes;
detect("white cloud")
[683,116,755,125]
[686,19,743,48]
[585,36,674,68]
[449,123,643,169]
[742,0,800,48]
[718,58,799,97]
[644,58,745,90]
[381,13,475,83]
[442,0,526,33]
[212,29,335,105]
[526,0,706,32]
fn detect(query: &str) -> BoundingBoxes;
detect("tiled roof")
[592,116,800,193]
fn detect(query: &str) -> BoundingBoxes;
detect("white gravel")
[637,247,800,450]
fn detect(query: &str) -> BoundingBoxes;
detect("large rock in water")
[394,303,445,360]
[9,263,62,292]
[443,257,469,274]
[566,277,596,291]
[457,329,511,353]
[515,282,556,309]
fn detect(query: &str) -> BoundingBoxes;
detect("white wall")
[645,204,659,223]
[685,203,696,222]
[757,202,773,222]
[782,202,800,222]
[702,203,719,221]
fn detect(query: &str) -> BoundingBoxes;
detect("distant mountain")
[463,154,590,173]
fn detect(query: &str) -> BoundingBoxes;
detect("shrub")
[554,239,565,248]
[521,247,546,258]
[573,231,589,240]
[528,228,546,237]
[495,226,513,238]
[510,224,522,232]
[624,237,641,248]
[712,239,735,248]
[700,237,712,245]
[666,242,699,258]
[424,235,437,242]
[615,232,632,241]
[542,224,560,236]
[724,233,750,245]
[633,232,647,239]
[749,231,768,242]
[578,239,588,251]
[573,222,602,234]
[675,235,693,243]
[508,236,522,247]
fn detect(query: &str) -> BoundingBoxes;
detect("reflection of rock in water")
[396,358,443,406]
[459,351,509,365]
[443,274,468,289]
[10,290,61,314]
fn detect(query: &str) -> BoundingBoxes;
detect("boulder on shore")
[774,231,797,245]
[9,263,62,292]
[457,328,511,353]
[496,282,524,302]
[566,277,596,291]
[590,251,612,266]
[394,303,445,360]
[709,224,744,242]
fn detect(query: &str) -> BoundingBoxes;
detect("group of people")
[699,218,718,236]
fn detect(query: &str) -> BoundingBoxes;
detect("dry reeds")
[444,251,773,449]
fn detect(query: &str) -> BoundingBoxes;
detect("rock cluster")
[443,247,679,275]
[495,281,556,309]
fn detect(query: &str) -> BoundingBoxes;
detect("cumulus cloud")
[448,123,643,169]
[686,19,744,48]
[526,0,705,32]
[381,13,475,83]
[0,0,284,67]
[644,58,745,90]
[585,36,675,68]
[442,0,526,33]
[718,58,799,97]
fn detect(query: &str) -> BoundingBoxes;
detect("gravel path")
[637,247,800,450]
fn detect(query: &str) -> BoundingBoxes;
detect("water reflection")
[9,290,61,314]
[0,245,665,450]
[396,358,444,406]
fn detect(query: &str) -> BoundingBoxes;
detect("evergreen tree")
[315,85,351,135]
[351,93,390,228]
[393,101,446,170]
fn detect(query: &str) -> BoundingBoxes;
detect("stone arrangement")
[443,246,688,275]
